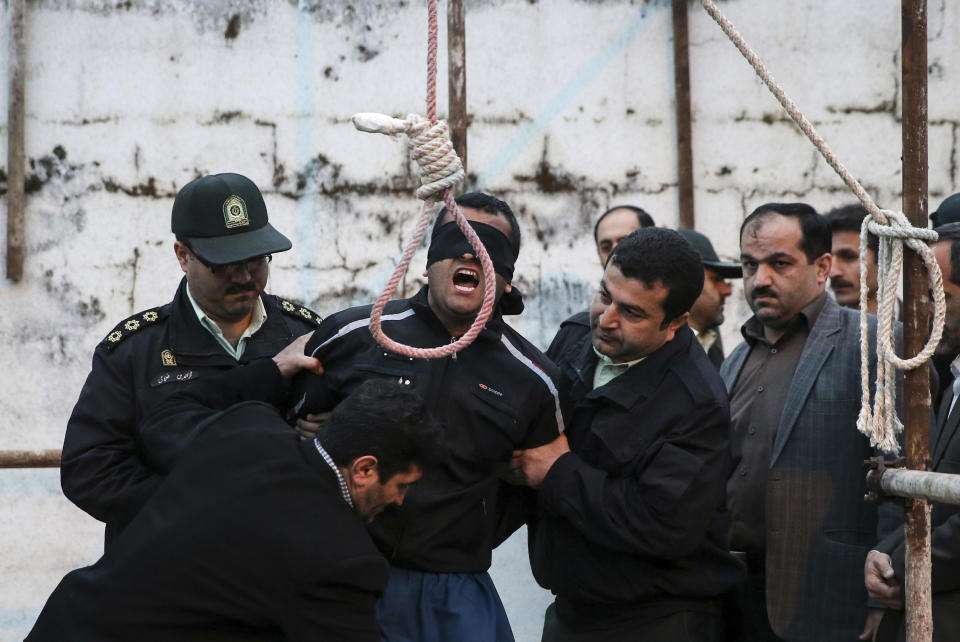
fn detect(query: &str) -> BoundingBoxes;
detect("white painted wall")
[2,1,958,640]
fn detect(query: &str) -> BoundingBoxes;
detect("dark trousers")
[542,601,725,642]
[732,575,786,642]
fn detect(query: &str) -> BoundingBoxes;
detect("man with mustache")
[61,173,321,546]
[824,204,881,315]
[514,228,744,641]
[721,203,893,642]
[289,192,563,642]
[678,229,742,368]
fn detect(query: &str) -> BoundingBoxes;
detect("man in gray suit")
[721,203,887,642]
[865,222,960,641]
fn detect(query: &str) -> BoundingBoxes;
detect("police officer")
[61,172,321,546]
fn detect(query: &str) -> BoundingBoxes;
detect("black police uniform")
[61,277,320,545]
[298,286,563,574]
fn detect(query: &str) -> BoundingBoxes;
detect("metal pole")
[0,450,61,469]
[878,469,960,506]
[672,0,695,229]
[447,0,467,176]
[6,0,26,282]
[901,0,932,639]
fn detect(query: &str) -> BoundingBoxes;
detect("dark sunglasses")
[187,246,272,275]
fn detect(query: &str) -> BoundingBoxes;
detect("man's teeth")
[454,268,479,291]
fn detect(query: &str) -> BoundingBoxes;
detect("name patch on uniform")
[150,369,198,387]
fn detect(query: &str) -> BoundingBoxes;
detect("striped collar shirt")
[314,437,353,507]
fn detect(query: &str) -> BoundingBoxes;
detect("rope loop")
[347,0,493,360]
[699,0,945,454]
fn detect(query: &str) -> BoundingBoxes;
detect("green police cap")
[171,173,291,264]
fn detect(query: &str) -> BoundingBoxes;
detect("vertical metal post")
[901,0,933,639]
[447,0,467,175]
[672,0,695,229]
[6,0,26,282]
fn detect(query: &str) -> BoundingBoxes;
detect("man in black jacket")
[29,347,443,642]
[290,192,564,642]
[60,172,321,546]
[514,228,744,641]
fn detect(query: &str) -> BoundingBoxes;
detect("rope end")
[352,112,409,135]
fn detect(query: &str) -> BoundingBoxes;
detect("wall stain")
[102,176,164,198]
[225,13,241,40]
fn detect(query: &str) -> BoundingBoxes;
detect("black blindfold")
[426,221,516,282]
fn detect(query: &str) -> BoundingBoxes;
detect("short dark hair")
[317,379,445,481]
[934,222,960,287]
[824,203,878,254]
[608,227,703,327]
[741,202,830,263]
[592,205,655,243]
[432,192,521,257]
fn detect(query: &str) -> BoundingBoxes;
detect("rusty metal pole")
[0,450,61,469]
[672,0,695,230]
[6,0,26,281]
[447,0,467,177]
[901,0,933,639]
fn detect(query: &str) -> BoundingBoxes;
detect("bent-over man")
[29,342,444,642]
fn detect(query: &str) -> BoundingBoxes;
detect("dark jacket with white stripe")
[299,287,564,574]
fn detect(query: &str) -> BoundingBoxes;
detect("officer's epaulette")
[275,297,323,327]
[100,306,166,350]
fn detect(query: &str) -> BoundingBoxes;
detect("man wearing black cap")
[930,192,960,228]
[292,192,564,642]
[678,229,742,368]
[61,172,321,546]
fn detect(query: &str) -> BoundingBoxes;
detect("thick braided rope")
[358,0,495,359]
[699,0,945,454]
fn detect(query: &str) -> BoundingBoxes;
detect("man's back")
[32,402,387,642]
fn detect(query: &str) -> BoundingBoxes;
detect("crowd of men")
[25,174,960,642]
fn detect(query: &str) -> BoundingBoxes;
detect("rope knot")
[351,112,465,201]
[866,208,939,242]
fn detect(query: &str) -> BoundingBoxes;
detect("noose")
[351,0,497,359]
[699,0,945,454]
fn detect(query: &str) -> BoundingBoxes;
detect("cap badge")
[222,195,249,229]
[161,349,177,367]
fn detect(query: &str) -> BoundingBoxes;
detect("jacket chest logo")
[161,349,177,367]
[478,383,504,398]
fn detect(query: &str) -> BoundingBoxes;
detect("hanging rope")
[352,0,497,360]
[699,0,945,454]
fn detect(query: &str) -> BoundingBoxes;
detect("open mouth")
[453,268,480,293]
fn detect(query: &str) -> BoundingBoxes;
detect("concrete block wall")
[1,1,958,640]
